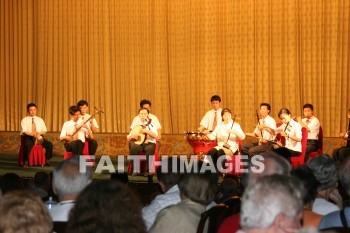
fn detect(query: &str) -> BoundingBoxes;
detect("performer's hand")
[66,136,73,142]
[260,139,268,144]
[203,130,210,135]
[280,132,287,137]
[257,124,265,130]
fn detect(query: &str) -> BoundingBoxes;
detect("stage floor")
[0,154,154,183]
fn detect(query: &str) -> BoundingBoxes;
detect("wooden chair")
[306,126,323,161]
[290,127,308,168]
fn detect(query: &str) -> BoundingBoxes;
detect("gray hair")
[242,152,291,187]
[307,154,338,191]
[339,156,350,195]
[240,175,304,229]
[53,156,91,198]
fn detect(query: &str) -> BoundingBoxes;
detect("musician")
[295,104,320,159]
[273,108,302,161]
[242,103,276,157]
[128,108,158,174]
[20,103,53,166]
[130,99,162,140]
[205,108,245,166]
[77,100,98,155]
[332,110,350,162]
[59,105,92,155]
[198,95,222,132]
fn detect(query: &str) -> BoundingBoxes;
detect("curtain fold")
[1,0,349,136]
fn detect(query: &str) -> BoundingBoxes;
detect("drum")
[185,132,217,158]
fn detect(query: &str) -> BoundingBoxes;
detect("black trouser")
[129,141,156,171]
[86,138,98,155]
[206,148,226,169]
[333,146,350,163]
[274,147,301,162]
[64,140,84,155]
[304,139,319,161]
[22,135,53,162]
[242,142,273,157]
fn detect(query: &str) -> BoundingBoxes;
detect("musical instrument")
[185,132,217,159]
[131,118,153,145]
[347,109,350,147]
[35,136,44,145]
[71,107,104,138]
[245,133,282,146]
[256,110,264,138]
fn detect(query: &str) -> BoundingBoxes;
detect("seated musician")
[77,100,98,155]
[333,109,350,162]
[20,103,53,166]
[198,95,222,132]
[127,108,158,174]
[295,104,320,159]
[273,108,302,161]
[242,103,276,157]
[130,99,162,140]
[204,108,245,167]
[59,105,92,155]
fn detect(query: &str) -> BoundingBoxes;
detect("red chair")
[127,140,160,174]
[63,140,90,160]
[290,127,308,168]
[18,137,46,166]
[306,126,323,161]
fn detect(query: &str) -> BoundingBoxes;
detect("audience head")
[178,160,218,205]
[291,165,319,205]
[110,170,129,185]
[242,151,291,187]
[307,154,338,191]
[53,156,91,200]
[67,180,146,233]
[220,176,241,197]
[156,157,180,192]
[0,190,52,233]
[0,173,25,195]
[240,175,304,232]
[339,156,350,196]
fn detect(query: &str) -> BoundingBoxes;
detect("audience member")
[0,190,52,233]
[319,156,350,229]
[239,175,304,233]
[291,165,322,228]
[307,154,341,215]
[149,161,217,233]
[110,170,129,185]
[142,158,181,230]
[0,173,25,195]
[49,156,91,222]
[66,180,146,233]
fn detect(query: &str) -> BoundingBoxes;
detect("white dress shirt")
[142,185,181,230]
[48,200,75,222]
[208,120,246,153]
[128,119,158,144]
[302,116,320,140]
[200,108,223,131]
[253,115,276,141]
[59,119,89,142]
[275,120,302,152]
[20,116,47,135]
[81,113,99,129]
[130,113,162,130]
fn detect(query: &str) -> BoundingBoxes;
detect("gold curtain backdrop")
[0,0,349,136]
